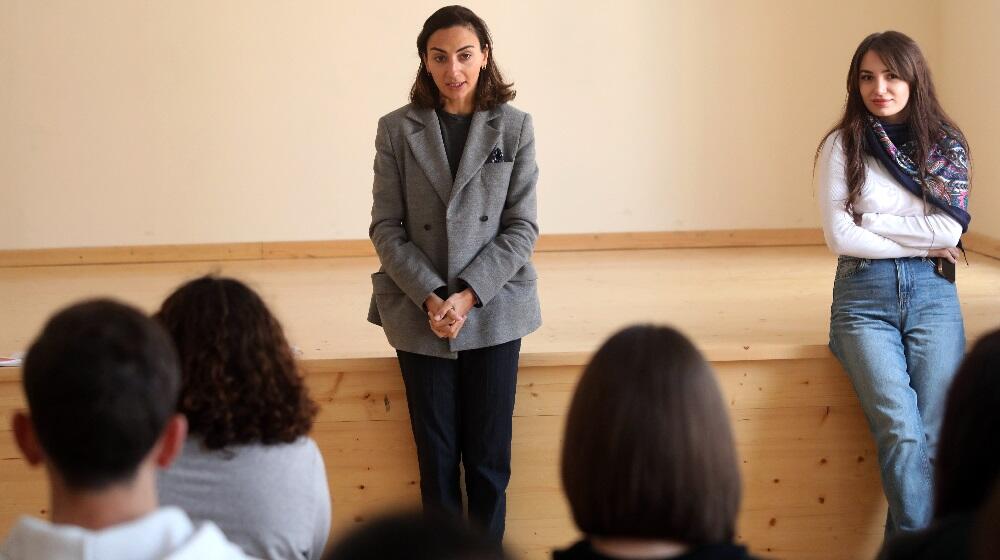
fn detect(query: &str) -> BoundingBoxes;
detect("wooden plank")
[0,230,827,268]
[305,359,862,425]
[5,245,994,559]
[4,227,993,275]
[5,247,1000,368]
[534,229,826,252]
[313,403,883,560]
[0,243,264,267]
[262,240,376,260]
[0,432,48,527]
[0,358,885,560]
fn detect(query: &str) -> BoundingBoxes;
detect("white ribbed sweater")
[817,131,961,259]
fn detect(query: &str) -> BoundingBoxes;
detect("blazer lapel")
[451,108,502,203]
[404,107,452,207]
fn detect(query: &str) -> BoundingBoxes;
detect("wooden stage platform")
[2,245,999,559]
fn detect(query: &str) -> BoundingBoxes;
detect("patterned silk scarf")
[866,116,971,232]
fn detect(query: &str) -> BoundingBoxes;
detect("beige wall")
[0,0,946,250]
[939,0,1000,240]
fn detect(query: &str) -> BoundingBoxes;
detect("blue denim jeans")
[829,256,964,535]
[396,338,520,543]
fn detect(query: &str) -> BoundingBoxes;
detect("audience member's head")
[972,476,1000,560]
[324,511,509,560]
[15,299,184,490]
[561,324,741,545]
[934,329,1000,519]
[154,275,317,450]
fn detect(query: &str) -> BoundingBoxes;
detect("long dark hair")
[155,275,318,450]
[409,5,515,111]
[816,31,968,213]
[561,325,741,544]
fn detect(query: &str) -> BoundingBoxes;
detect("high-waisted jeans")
[829,256,964,535]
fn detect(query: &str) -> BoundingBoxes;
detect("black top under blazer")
[367,102,542,359]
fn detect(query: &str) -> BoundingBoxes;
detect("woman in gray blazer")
[367,5,541,542]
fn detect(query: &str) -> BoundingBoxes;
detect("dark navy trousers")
[396,338,520,542]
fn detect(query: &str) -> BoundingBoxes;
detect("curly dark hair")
[154,275,318,450]
[409,5,515,111]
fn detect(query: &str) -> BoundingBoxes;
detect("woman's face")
[859,49,911,124]
[424,25,488,114]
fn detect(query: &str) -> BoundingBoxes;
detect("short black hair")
[324,511,508,560]
[935,329,1000,518]
[23,299,181,489]
[562,325,741,544]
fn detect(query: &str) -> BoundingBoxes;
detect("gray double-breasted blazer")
[367,102,541,359]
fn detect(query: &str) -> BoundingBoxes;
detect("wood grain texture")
[311,359,886,559]
[0,229,826,267]
[3,245,997,559]
[534,229,826,252]
[0,242,264,267]
[309,358,890,559]
[0,358,886,560]
[5,246,1000,368]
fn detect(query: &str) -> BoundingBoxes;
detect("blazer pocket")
[481,161,515,188]
[371,272,404,295]
[509,263,538,282]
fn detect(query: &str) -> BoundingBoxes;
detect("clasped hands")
[424,288,477,340]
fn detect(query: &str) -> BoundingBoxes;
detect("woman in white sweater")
[817,31,970,537]
[154,276,331,560]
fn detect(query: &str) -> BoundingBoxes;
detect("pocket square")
[486,147,505,164]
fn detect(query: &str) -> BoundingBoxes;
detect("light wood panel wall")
[0,356,885,560]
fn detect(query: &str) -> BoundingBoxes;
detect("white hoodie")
[0,507,257,560]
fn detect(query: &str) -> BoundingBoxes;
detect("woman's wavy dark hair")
[409,5,515,111]
[816,30,968,213]
[155,275,317,450]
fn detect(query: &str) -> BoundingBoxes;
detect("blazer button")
[480,215,488,222]
[423,224,432,231]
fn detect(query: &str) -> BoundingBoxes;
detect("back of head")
[324,511,509,560]
[155,275,317,450]
[934,329,1000,518]
[23,299,180,489]
[972,476,1000,560]
[561,325,741,545]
